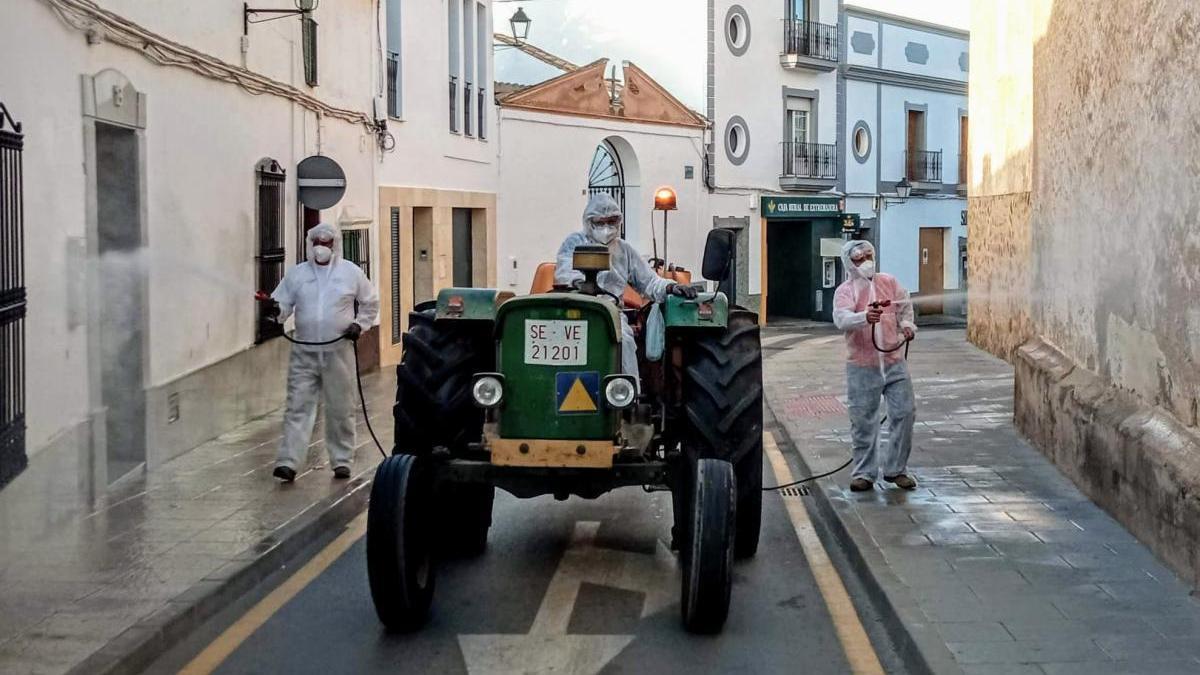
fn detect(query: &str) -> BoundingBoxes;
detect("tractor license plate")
[524,320,588,365]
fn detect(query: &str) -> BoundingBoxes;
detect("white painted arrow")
[458,520,677,674]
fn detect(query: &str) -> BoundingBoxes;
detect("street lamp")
[509,7,531,43]
[895,176,912,199]
[654,186,678,264]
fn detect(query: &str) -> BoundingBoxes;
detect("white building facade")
[496,60,709,295]
[708,0,844,321]
[376,0,500,367]
[841,7,969,315]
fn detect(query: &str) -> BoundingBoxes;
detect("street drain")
[778,486,810,497]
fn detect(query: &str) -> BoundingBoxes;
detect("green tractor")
[366,230,763,633]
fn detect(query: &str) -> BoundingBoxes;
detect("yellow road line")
[764,432,885,675]
[179,512,368,675]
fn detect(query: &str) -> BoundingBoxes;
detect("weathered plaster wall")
[965,0,1046,360]
[970,0,1200,586]
[1029,0,1200,421]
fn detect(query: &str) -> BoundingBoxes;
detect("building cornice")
[843,65,967,95]
[843,6,969,39]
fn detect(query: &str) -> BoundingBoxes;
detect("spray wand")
[255,292,388,460]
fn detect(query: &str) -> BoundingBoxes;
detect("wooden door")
[918,228,944,315]
[906,110,924,177]
[959,116,969,184]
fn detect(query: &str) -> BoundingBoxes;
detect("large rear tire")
[393,308,493,553]
[681,309,764,558]
[393,308,491,454]
[367,454,435,631]
[680,458,736,634]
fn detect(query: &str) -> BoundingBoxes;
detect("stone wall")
[969,0,1200,587]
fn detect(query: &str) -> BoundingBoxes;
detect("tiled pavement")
[0,367,396,674]
[762,325,1200,675]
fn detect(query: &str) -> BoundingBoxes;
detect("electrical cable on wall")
[41,0,395,151]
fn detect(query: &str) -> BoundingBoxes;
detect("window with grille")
[255,159,286,344]
[390,207,402,344]
[342,228,370,278]
[302,17,318,86]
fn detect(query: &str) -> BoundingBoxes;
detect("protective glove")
[254,292,282,320]
[669,283,699,300]
[344,323,363,341]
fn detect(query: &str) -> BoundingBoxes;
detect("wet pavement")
[762,325,1200,674]
[0,366,396,674]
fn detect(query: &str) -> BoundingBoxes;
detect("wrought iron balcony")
[464,81,474,136]
[478,88,487,139]
[449,75,458,132]
[780,141,837,190]
[782,19,838,71]
[386,52,399,118]
[905,149,943,185]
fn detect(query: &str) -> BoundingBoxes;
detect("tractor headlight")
[603,376,637,409]
[472,374,504,408]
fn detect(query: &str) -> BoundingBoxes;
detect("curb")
[68,475,374,675]
[764,399,962,675]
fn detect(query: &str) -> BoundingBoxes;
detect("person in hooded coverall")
[832,240,918,492]
[265,223,380,483]
[555,193,697,380]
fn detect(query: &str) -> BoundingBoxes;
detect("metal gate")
[0,102,26,489]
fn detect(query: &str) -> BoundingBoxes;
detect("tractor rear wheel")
[681,309,764,559]
[367,454,435,631]
[393,307,491,454]
[680,458,736,633]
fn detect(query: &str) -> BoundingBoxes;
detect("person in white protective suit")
[554,193,697,380]
[832,240,918,492]
[266,223,379,482]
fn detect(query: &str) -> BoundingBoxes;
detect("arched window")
[587,140,626,233]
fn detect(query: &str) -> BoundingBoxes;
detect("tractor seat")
[529,261,645,309]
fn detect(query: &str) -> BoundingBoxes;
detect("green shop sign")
[761,195,842,219]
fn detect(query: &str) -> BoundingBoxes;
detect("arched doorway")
[587,139,625,231]
[586,137,641,244]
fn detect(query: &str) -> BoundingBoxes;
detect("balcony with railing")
[781,19,838,72]
[449,75,459,132]
[386,52,399,118]
[464,81,474,136]
[905,149,943,191]
[780,141,838,190]
[478,87,487,139]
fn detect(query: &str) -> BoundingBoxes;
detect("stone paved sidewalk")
[763,325,1200,675]
[0,367,396,674]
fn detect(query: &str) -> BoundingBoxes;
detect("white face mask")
[857,259,876,279]
[589,224,619,245]
[312,245,333,264]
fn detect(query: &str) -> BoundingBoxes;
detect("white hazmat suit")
[271,223,380,474]
[554,193,673,378]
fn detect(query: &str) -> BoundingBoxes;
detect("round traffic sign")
[296,155,346,210]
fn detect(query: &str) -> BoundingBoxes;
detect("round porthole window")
[851,121,872,163]
[724,116,750,165]
[724,6,750,56]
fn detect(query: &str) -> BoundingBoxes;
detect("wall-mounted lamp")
[509,7,531,43]
[244,0,318,35]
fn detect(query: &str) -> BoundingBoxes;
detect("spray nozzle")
[254,291,272,302]
[869,300,892,310]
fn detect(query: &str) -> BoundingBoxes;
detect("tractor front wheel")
[366,454,435,631]
[681,308,764,558]
[680,458,736,634]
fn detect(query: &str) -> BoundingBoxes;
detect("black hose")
[278,331,388,460]
[871,321,911,358]
[762,457,854,491]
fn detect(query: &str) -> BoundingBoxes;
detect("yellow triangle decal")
[560,377,598,412]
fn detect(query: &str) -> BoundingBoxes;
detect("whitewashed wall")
[380,0,499,193]
[1,1,379,456]
[497,108,707,294]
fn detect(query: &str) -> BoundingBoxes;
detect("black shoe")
[884,474,917,490]
[849,478,873,492]
[332,466,351,480]
[273,466,296,483]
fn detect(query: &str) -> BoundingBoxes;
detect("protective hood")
[305,222,343,263]
[841,239,876,281]
[581,193,623,246]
